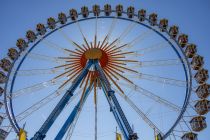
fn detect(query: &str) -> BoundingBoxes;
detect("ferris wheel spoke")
[110,51,135,57]
[12,68,63,76]
[54,62,80,69]
[107,29,153,53]
[99,35,108,49]
[10,79,64,99]
[103,39,118,52]
[58,77,75,90]
[64,48,83,56]
[67,67,83,81]
[15,87,82,123]
[75,20,92,50]
[103,23,136,50]
[15,88,64,122]
[94,16,98,49]
[104,68,119,80]
[106,66,134,84]
[94,36,97,49]
[53,69,74,80]
[174,122,191,139]
[177,123,187,135]
[180,117,192,131]
[107,63,138,74]
[106,44,127,55]
[58,56,80,61]
[102,21,136,51]
[103,69,124,94]
[65,108,82,140]
[27,53,65,64]
[118,82,181,112]
[117,22,137,45]
[125,73,186,87]
[105,17,118,43]
[41,39,69,54]
[109,59,139,63]
[123,30,153,50]
[170,132,180,139]
[98,19,116,49]
[114,88,164,136]
[132,59,184,68]
[58,28,86,52]
[42,38,85,57]
[133,42,169,55]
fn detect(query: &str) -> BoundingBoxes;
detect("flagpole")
[116,127,117,140]
[115,126,117,140]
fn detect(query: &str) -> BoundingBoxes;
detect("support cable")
[13,68,63,77]
[133,59,185,68]
[10,79,64,99]
[94,88,98,140]
[114,88,163,136]
[27,53,64,64]
[118,82,181,112]
[41,39,69,54]
[125,73,186,87]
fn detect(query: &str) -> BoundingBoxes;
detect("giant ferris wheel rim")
[3,9,193,139]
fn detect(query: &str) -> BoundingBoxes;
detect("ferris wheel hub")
[84,48,102,60]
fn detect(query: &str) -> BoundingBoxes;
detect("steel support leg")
[95,62,138,140]
[101,81,129,140]
[31,60,93,140]
[54,84,93,140]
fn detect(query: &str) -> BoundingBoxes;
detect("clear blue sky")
[0,0,210,140]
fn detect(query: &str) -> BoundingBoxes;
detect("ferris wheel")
[0,4,209,140]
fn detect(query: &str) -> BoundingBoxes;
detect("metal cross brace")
[54,84,93,140]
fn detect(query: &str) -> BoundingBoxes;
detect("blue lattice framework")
[30,60,138,140]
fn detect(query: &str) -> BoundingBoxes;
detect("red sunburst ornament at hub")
[53,35,138,95]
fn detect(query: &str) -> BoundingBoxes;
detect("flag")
[19,129,27,140]
[116,132,122,140]
[155,134,163,140]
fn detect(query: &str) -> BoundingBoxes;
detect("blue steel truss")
[54,83,93,140]
[95,62,138,140]
[31,60,93,140]
[31,60,138,140]
[100,81,130,140]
